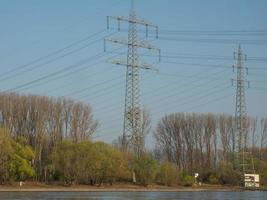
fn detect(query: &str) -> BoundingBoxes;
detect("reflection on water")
[0,191,267,200]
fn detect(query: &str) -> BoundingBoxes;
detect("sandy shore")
[0,183,244,192]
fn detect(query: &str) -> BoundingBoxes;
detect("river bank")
[0,182,251,192]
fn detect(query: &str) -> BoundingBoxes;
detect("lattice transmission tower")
[104,0,160,157]
[232,45,255,177]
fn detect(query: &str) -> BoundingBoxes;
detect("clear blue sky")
[0,0,267,145]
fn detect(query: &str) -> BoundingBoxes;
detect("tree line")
[153,113,267,185]
[0,92,267,186]
[0,92,98,182]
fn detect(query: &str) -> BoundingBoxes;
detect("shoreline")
[0,183,248,192]
[0,189,241,192]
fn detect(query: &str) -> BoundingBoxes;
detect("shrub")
[217,161,242,186]
[157,162,178,186]
[132,154,158,186]
[178,171,195,186]
[254,159,267,186]
[0,128,35,182]
[51,141,131,185]
[207,174,219,184]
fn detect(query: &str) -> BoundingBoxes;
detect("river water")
[0,191,266,200]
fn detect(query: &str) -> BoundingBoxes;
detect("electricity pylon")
[232,44,255,179]
[104,0,160,157]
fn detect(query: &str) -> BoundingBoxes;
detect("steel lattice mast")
[233,45,255,176]
[124,1,141,156]
[234,45,247,156]
[105,0,160,157]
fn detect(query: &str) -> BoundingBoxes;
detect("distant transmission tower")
[105,0,160,157]
[232,44,255,177]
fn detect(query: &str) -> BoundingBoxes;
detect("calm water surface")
[0,191,266,200]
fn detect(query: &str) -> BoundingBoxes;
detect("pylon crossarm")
[108,16,158,29]
[105,37,159,51]
[108,59,158,72]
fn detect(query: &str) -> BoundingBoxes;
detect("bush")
[254,159,267,186]
[132,154,158,186]
[178,171,195,186]
[0,128,35,182]
[51,141,131,185]
[217,161,242,186]
[207,174,219,184]
[157,162,178,186]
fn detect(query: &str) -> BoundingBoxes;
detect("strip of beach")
[0,183,249,192]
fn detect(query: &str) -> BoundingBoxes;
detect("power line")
[62,0,125,32]
[0,32,117,83]
[98,85,231,129]
[73,64,232,115]
[89,72,265,139]
[159,29,267,36]
[94,87,233,137]
[183,92,233,112]
[107,50,267,63]
[162,60,267,71]
[91,52,267,130]
[90,67,231,117]
[46,65,114,95]
[90,75,266,122]
[159,29,267,33]
[156,72,267,83]
[12,46,128,93]
[144,84,232,117]
[157,36,267,45]
[4,0,125,58]
[92,68,231,119]
[0,29,106,80]
[78,79,125,102]
[4,52,104,92]
[64,75,124,98]
[110,28,267,36]
[144,53,267,63]
[2,40,100,83]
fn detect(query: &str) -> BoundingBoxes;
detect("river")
[0,191,267,200]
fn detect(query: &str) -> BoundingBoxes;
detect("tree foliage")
[0,128,35,183]
[1,92,267,187]
[52,141,131,185]
[157,162,178,186]
[132,154,158,186]
[0,92,98,181]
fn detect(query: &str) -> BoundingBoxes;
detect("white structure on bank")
[244,174,260,188]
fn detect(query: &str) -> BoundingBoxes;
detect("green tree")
[216,161,242,185]
[0,128,13,183]
[254,159,267,185]
[9,139,35,181]
[52,141,131,185]
[92,142,131,185]
[52,141,78,184]
[132,154,158,186]
[178,171,195,186]
[157,162,178,186]
[0,128,35,183]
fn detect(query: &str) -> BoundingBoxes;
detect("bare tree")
[154,113,245,174]
[0,92,99,181]
[260,118,267,159]
[114,108,151,156]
